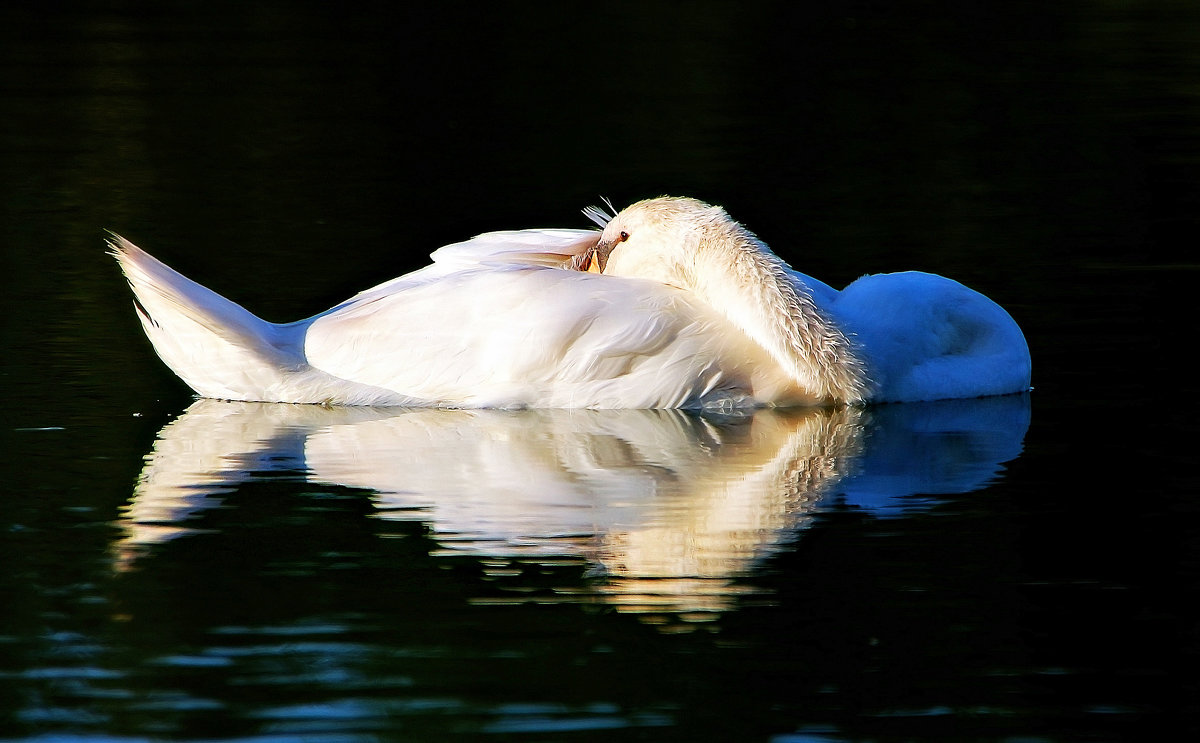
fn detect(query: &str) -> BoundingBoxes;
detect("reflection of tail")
[109,234,303,401]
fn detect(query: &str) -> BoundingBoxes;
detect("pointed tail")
[109,234,303,402]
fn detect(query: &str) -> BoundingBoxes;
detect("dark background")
[2,1,1198,740]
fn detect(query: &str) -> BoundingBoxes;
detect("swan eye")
[619,231,630,242]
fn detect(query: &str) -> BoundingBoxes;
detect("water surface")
[2,2,1198,741]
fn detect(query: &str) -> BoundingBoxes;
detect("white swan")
[110,196,1030,408]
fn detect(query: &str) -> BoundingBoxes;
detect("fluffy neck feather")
[688,221,873,404]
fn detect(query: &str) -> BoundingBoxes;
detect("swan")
[110,196,1031,408]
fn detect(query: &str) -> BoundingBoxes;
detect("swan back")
[833,271,1032,402]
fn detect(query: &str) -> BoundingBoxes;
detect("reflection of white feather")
[117,396,1029,616]
[303,407,864,575]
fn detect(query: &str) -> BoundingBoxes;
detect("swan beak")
[591,239,616,274]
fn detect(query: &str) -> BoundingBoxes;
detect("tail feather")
[109,234,303,401]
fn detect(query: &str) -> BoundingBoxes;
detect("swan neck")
[692,231,872,403]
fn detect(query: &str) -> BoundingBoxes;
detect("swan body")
[111,196,1030,408]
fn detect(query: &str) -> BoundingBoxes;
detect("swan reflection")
[117,396,1029,621]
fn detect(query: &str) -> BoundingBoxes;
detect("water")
[2,2,1198,740]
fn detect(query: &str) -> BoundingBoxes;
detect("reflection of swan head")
[592,406,867,616]
[590,197,873,403]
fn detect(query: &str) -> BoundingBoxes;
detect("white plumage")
[111,196,1031,408]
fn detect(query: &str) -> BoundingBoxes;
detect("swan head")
[590,196,736,287]
[587,196,873,404]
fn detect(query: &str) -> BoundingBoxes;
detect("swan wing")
[429,228,601,269]
[301,266,790,408]
[323,228,601,314]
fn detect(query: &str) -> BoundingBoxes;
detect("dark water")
[2,2,1198,741]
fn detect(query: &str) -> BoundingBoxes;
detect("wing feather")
[301,266,791,408]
